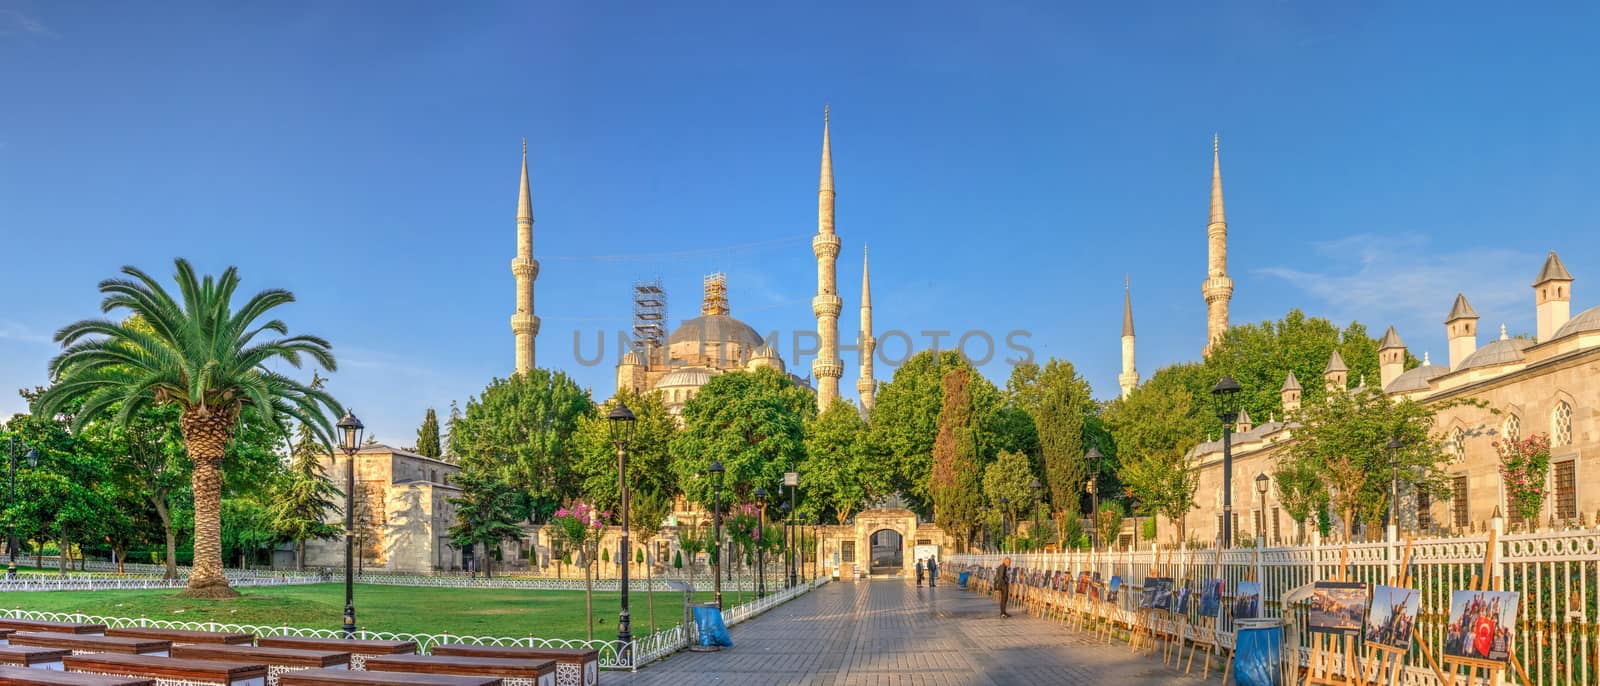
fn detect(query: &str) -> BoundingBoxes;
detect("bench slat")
[65,654,269,681]
[255,639,414,656]
[278,667,499,686]
[430,645,596,663]
[0,664,154,686]
[0,620,105,635]
[172,645,349,669]
[365,655,555,677]
[106,628,254,645]
[0,646,71,666]
[9,633,169,656]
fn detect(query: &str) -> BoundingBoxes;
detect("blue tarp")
[1233,625,1283,686]
[958,571,971,589]
[693,605,733,648]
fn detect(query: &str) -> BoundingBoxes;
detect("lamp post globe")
[1211,375,1242,548]
[606,401,638,654]
[334,410,364,638]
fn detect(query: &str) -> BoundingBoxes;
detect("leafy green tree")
[1272,458,1326,544]
[802,400,883,524]
[866,351,1002,515]
[221,495,280,569]
[671,368,812,506]
[981,449,1035,525]
[415,408,442,459]
[1106,364,1207,543]
[3,411,112,575]
[929,367,983,552]
[1279,385,1456,541]
[628,487,673,632]
[1006,359,1095,519]
[34,259,339,598]
[574,391,677,515]
[272,419,342,570]
[449,370,593,523]
[1095,500,1127,549]
[446,468,525,578]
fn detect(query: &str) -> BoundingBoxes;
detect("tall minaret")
[1201,134,1234,356]
[856,245,876,415]
[511,138,540,375]
[812,106,843,410]
[1119,275,1139,399]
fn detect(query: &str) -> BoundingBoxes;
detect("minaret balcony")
[511,257,540,279]
[812,359,843,378]
[510,312,541,334]
[812,234,841,259]
[812,295,842,317]
[1201,276,1234,301]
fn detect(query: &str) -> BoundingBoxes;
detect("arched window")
[1448,427,1466,464]
[1553,401,1574,447]
[1503,414,1522,443]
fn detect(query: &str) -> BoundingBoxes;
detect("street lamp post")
[1386,437,1404,540]
[708,460,725,610]
[607,401,638,654]
[7,436,38,580]
[1086,447,1103,550]
[999,496,1010,553]
[1211,375,1243,549]
[754,487,768,598]
[797,515,807,583]
[1255,473,1269,546]
[335,410,365,638]
[784,471,799,588]
[1029,479,1043,550]
[779,501,792,588]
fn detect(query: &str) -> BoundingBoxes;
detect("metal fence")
[951,521,1600,686]
[0,574,317,592]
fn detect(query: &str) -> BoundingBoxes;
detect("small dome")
[1385,364,1449,393]
[620,350,645,366]
[656,366,720,389]
[1457,338,1533,371]
[667,315,765,350]
[1553,305,1600,339]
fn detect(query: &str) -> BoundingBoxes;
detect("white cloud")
[0,8,56,38]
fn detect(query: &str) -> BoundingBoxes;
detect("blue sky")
[3,1,1598,443]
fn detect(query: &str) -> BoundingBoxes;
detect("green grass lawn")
[0,583,716,640]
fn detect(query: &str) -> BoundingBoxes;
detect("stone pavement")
[611,578,1209,685]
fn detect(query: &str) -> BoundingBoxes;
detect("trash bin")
[688,602,732,651]
[958,571,971,589]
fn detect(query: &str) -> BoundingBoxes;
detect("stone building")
[1179,251,1598,545]
[300,444,470,574]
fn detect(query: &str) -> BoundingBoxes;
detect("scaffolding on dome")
[632,277,666,355]
[701,272,729,316]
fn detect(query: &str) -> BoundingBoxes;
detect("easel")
[1439,530,1533,686]
[1131,548,1161,655]
[1185,540,1225,680]
[1361,537,1451,685]
[1303,546,1357,686]
[1169,547,1194,669]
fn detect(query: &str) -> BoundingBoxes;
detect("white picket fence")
[0,574,316,592]
[952,521,1600,686]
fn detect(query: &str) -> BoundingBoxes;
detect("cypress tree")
[416,408,442,458]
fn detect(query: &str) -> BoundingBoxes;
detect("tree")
[445,467,524,578]
[574,391,677,515]
[802,400,883,524]
[34,260,339,598]
[866,351,1002,515]
[628,487,673,632]
[981,449,1035,526]
[671,368,812,506]
[3,410,112,575]
[1006,359,1095,520]
[272,419,342,570]
[448,370,593,523]
[928,367,983,551]
[1106,364,1207,543]
[549,501,606,640]
[415,408,442,459]
[1272,458,1325,544]
[222,494,280,569]
[1095,500,1127,550]
[1496,433,1552,526]
[1278,385,1454,541]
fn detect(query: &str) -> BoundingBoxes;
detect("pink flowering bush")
[551,500,608,561]
[1495,433,1552,525]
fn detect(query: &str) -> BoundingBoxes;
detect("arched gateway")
[816,508,949,579]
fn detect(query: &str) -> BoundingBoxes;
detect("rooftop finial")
[1423,351,1432,365]
[521,137,526,155]
[824,103,830,124]
[1500,324,1509,340]
[1213,132,1219,153]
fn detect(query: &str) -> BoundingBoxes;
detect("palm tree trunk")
[181,409,241,599]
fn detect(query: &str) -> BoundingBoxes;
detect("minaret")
[1201,135,1234,356]
[1119,276,1139,399]
[1377,325,1406,390]
[811,106,843,410]
[1533,251,1574,342]
[856,245,876,416]
[511,138,540,375]
[1280,372,1302,414]
[1324,350,1349,392]
[1446,293,1479,369]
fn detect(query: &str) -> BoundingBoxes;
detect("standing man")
[927,557,939,588]
[915,558,925,586]
[996,556,1012,618]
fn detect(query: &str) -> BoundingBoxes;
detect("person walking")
[996,557,1012,617]
[915,558,925,586]
[927,557,939,587]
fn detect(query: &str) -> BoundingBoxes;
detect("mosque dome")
[1385,364,1449,393]
[1457,336,1533,371]
[1553,305,1600,339]
[668,314,765,350]
[656,366,720,389]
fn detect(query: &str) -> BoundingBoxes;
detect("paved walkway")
[612,578,1207,685]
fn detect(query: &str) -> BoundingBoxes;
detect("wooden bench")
[106,629,254,646]
[8,634,169,657]
[0,664,154,686]
[277,668,500,686]
[431,646,597,686]
[365,655,555,686]
[64,654,268,686]
[254,640,412,671]
[0,621,105,636]
[171,646,349,686]
[0,647,71,670]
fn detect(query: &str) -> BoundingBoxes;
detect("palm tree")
[36,259,339,598]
